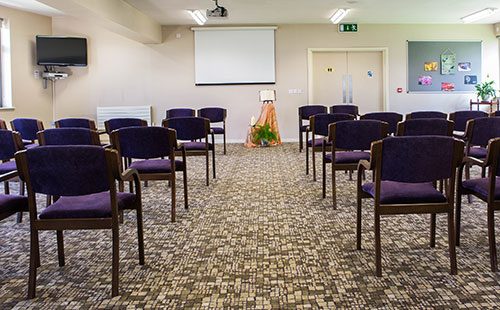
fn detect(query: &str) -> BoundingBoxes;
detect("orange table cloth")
[244,102,282,148]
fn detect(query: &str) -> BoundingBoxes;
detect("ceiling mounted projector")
[207,0,228,18]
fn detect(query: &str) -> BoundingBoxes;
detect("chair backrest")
[329,120,388,150]
[360,112,403,134]
[298,105,328,120]
[486,138,500,177]
[0,130,24,161]
[55,118,97,130]
[373,136,464,183]
[492,111,500,117]
[0,119,6,130]
[406,111,447,120]
[310,113,355,136]
[465,117,500,147]
[104,118,147,135]
[38,128,101,146]
[15,146,117,197]
[449,111,488,132]
[111,126,177,159]
[10,118,44,141]
[396,119,453,136]
[166,108,196,119]
[329,105,359,117]
[198,107,226,123]
[162,116,210,141]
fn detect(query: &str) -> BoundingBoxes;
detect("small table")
[470,99,499,113]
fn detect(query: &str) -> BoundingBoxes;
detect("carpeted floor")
[0,143,499,309]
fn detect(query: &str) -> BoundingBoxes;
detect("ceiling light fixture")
[330,8,350,24]
[188,10,207,25]
[461,8,497,23]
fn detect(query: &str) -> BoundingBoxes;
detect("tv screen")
[36,36,87,67]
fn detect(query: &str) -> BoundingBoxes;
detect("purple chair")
[104,118,147,135]
[360,112,402,135]
[162,117,215,186]
[15,145,145,298]
[449,111,488,138]
[456,138,500,272]
[0,129,25,222]
[198,107,227,155]
[306,113,355,181]
[111,126,187,222]
[396,119,454,136]
[0,171,28,223]
[357,136,464,276]
[10,118,44,148]
[324,120,388,208]
[38,128,101,146]
[298,105,327,152]
[0,119,6,129]
[329,105,359,118]
[55,118,98,130]
[405,111,447,120]
[166,108,195,119]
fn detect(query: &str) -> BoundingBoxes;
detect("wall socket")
[33,69,42,79]
[288,89,303,94]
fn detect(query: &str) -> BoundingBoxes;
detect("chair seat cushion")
[0,161,16,174]
[39,191,138,219]
[129,159,184,174]
[468,147,487,159]
[0,194,28,216]
[307,139,330,147]
[182,141,214,151]
[324,151,370,164]
[462,177,500,200]
[362,181,447,204]
[211,127,224,134]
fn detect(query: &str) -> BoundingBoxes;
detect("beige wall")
[0,6,52,126]
[52,18,499,141]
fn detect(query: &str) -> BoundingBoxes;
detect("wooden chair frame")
[10,119,44,144]
[198,108,227,155]
[15,148,145,299]
[356,138,464,276]
[1,130,25,222]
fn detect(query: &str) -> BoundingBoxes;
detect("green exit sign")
[339,23,358,33]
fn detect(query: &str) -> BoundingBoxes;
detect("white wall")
[51,18,499,142]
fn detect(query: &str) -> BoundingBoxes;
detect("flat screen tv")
[36,36,87,67]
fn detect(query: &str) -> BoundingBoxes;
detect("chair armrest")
[0,170,18,182]
[357,160,372,172]
[462,156,485,168]
[102,144,113,149]
[119,168,140,182]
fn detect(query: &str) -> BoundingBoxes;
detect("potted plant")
[253,123,278,146]
[475,81,497,102]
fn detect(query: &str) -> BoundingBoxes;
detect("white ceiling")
[0,0,499,25]
[123,0,500,25]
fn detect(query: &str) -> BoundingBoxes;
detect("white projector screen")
[193,27,276,85]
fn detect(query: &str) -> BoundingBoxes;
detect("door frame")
[307,47,389,111]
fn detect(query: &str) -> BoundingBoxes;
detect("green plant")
[253,123,278,145]
[475,81,496,101]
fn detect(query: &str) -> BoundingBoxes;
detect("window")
[0,18,12,108]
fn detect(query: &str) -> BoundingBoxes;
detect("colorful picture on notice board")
[441,82,455,91]
[441,52,456,75]
[458,62,471,72]
[424,62,438,71]
[418,75,432,86]
[464,75,477,85]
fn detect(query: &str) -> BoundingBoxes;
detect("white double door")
[311,51,383,113]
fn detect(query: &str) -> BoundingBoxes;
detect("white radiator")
[96,106,152,130]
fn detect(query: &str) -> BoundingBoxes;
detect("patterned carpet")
[0,143,499,309]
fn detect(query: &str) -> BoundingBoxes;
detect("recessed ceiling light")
[330,9,350,24]
[188,10,207,25]
[461,8,497,23]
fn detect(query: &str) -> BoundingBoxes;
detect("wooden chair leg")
[356,195,362,250]
[332,165,337,209]
[16,212,23,223]
[144,181,149,187]
[212,148,216,179]
[448,211,457,275]
[349,170,353,181]
[430,213,436,248]
[4,181,9,194]
[375,212,382,277]
[111,227,119,297]
[171,176,176,222]
[322,158,326,199]
[119,210,124,224]
[183,168,188,209]
[136,208,145,265]
[223,132,227,155]
[456,190,463,246]
[20,181,25,196]
[312,149,317,181]
[27,230,39,299]
[299,131,303,152]
[465,164,472,203]
[305,144,309,175]
[487,206,498,272]
[205,152,209,186]
[57,230,65,267]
